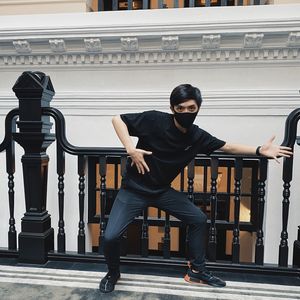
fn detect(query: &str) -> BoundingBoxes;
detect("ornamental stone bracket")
[121,37,139,51]
[49,39,66,53]
[202,35,221,49]
[161,36,179,50]
[13,40,32,54]
[244,33,264,48]
[84,38,102,52]
[287,32,300,47]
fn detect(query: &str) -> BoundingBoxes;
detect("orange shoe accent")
[184,274,207,286]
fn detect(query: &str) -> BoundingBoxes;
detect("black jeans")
[104,187,207,272]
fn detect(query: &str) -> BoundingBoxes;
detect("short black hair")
[170,84,202,108]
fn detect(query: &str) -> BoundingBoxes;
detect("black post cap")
[12,71,55,95]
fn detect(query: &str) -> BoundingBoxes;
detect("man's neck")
[173,117,187,133]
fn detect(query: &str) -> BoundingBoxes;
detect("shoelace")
[201,271,214,279]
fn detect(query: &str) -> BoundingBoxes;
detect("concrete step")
[0,265,299,300]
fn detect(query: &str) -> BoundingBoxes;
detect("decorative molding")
[0,7,299,66]
[244,33,264,48]
[49,39,66,53]
[121,37,138,51]
[0,48,299,66]
[84,38,102,52]
[202,35,221,49]
[161,36,179,50]
[13,40,31,53]
[0,90,298,116]
[287,32,300,47]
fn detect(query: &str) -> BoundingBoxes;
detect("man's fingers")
[280,153,292,158]
[279,149,293,155]
[140,150,152,155]
[280,146,293,151]
[141,160,150,173]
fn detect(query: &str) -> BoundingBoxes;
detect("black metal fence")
[0,71,299,278]
[97,0,265,11]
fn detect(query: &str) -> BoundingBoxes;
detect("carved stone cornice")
[0,47,299,66]
[0,7,299,66]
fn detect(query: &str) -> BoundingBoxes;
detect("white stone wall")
[0,5,299,265]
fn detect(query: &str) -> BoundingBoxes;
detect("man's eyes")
[175,106,197,112]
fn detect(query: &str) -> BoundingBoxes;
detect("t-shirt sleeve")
[120,111,157,137]
[195,128,226,155]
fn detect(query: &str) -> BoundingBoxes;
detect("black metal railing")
[87,153,264,263]
[97,0,264,11]
[0,71,299,278]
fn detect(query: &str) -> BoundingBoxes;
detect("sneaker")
[99,270,121,293]
[184,268,226,287]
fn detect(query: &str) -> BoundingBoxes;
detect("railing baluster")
[163,212,171,258]
[158,0,164,8]
[180,169,184,192]
[112,0,118,10]
[205,0,211,7]
[174,0,179,8]
[187,159,195,203]
[57,144,66,253]
[98,0,104,11]
[185,160,195,257]
[208,157,219,262]
[77,155,86,254]
[128,0,133,10]
[293,225,300,268]
[114,163,119,189]
[121,155,127,176]
[279,156,293,267]
[232,158,242,263]
[238,0,244,5]
[221,0,227,6]
[203,165,208,193]
[189,0,195,7]
[255,157,268,265]
[98,156,107,254]
[120,155,128,255]
[141,208,149,257]
[143,0,149,9]
[7,117,17,250]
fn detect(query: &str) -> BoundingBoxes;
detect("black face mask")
[174,111,198,129]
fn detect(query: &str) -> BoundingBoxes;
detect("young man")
[99,84,293,293]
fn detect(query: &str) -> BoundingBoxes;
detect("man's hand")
[260,135,293,163]
[127,148,152,174]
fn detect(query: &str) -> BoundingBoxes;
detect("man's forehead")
[176,99,198,106]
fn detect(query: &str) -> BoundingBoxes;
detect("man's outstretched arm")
[112,115,152,174]
[220,135,293,163]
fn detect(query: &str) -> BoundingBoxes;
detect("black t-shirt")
[120,110,225,194]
